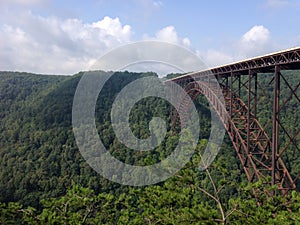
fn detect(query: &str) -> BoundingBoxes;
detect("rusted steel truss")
[166,47,300,195]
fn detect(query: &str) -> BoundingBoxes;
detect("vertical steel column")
[226,75,229,88]
[230,72,233,119]
[254,73,257,118]
[217,75,220,96]
[272,66,280,188]
[238,75,241,98]
[247,70,252,154]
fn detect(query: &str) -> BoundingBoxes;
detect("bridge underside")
[167,47,300,196]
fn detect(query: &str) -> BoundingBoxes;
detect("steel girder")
[166,47,300,196]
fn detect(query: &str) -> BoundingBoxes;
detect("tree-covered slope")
[0,71,299,224]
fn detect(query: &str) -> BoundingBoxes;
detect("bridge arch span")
[166,47,300,195]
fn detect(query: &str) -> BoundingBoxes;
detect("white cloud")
[198,50,234,68]
[92,17,131,42]
[151,25,274,70]
[182,38,191,47]
[197,25,276,68]
[239,25,273,57]
[155,26,178,43]
[242,25,270,43]
[154,26,191,47]
[0,13,133,74]
[0,8,280,76]
[0,10,196,75]
[89,41,205,77]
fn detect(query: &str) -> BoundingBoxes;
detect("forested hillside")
[0,71,300,224]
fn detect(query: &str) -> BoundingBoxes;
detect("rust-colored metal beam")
[272,66,280,190]
[166,47,300,196]
[169,47,300,82]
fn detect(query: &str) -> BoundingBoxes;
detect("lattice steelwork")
[166,47,300,196]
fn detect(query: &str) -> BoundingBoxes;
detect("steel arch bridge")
[166,47,300,196]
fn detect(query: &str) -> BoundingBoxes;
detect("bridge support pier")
[272,66,280,193]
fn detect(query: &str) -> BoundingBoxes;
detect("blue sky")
[0,0,300,74]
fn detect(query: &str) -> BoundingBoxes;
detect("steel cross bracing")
[166,47,300,196]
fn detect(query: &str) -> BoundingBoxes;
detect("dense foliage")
[0,71,299,224]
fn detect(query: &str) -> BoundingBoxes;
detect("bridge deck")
[169,47,300,81]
